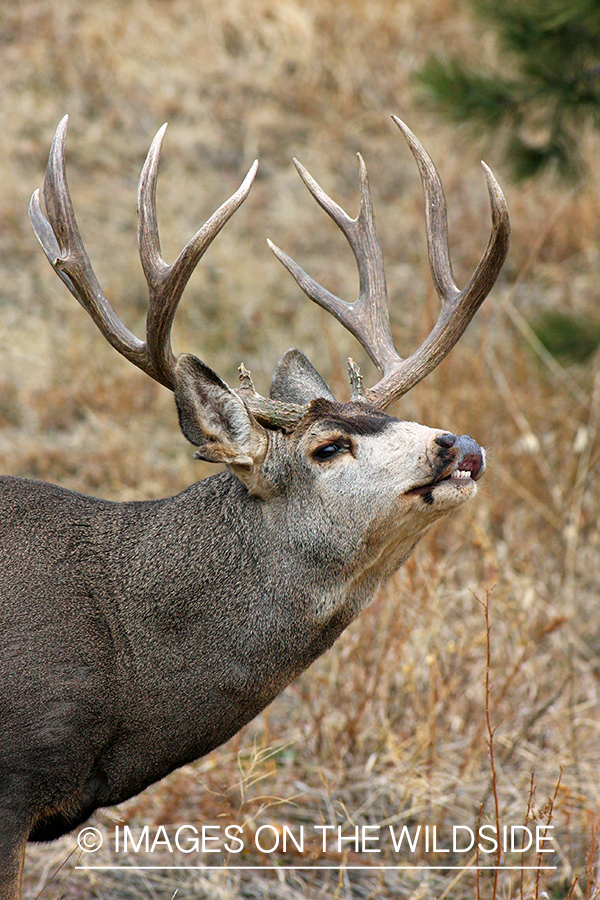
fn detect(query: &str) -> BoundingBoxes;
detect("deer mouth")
[437,445,485,484]
[407,439,486,498]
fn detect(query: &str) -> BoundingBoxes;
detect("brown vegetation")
[1,1,599,897]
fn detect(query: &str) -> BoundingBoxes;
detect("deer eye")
[312,439,348,462]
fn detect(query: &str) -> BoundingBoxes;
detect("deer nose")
[434,432,486,481]
[434,433,457,450]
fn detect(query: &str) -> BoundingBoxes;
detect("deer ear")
[174,354,268,470]
[270,349,335,403]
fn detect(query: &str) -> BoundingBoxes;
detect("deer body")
[0,116,508,899]
[0,403,470,827]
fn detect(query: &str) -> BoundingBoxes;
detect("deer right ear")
[174,354,268,469]
[270,348,335,403]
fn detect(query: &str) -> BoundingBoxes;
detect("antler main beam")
[269,116,510,411]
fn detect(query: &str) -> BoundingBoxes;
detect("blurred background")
[1,1,599,897]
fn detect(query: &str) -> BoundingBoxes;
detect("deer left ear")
[174,354,268,473]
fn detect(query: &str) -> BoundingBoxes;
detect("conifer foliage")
[418,0,600,182]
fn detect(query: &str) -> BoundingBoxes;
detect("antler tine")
[136,123,169,279]
[30,116,259,392]
[391,117,458,303]
[29,115,146,368]
[268,154,402,390]
[138,127,259,388]
[363,117,510,409]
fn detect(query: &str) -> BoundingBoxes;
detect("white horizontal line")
[76,865,557,871]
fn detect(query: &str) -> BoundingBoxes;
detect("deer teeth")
[454,469,472,479]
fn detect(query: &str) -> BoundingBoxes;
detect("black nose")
[434,433,457,450]
[454,434,481,457]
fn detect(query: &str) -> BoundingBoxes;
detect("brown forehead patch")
[296,398,396,437]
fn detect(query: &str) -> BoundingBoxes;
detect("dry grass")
[1,1,599,898]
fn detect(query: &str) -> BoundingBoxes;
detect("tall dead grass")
[1,1,599,898]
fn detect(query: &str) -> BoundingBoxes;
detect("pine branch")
[416,0,600,182]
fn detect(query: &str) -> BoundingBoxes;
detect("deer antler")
[268,116,510,410]
[29,116,258,391]
[30,117,312,430]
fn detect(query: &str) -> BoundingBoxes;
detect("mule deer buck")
[0,114,509,899]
